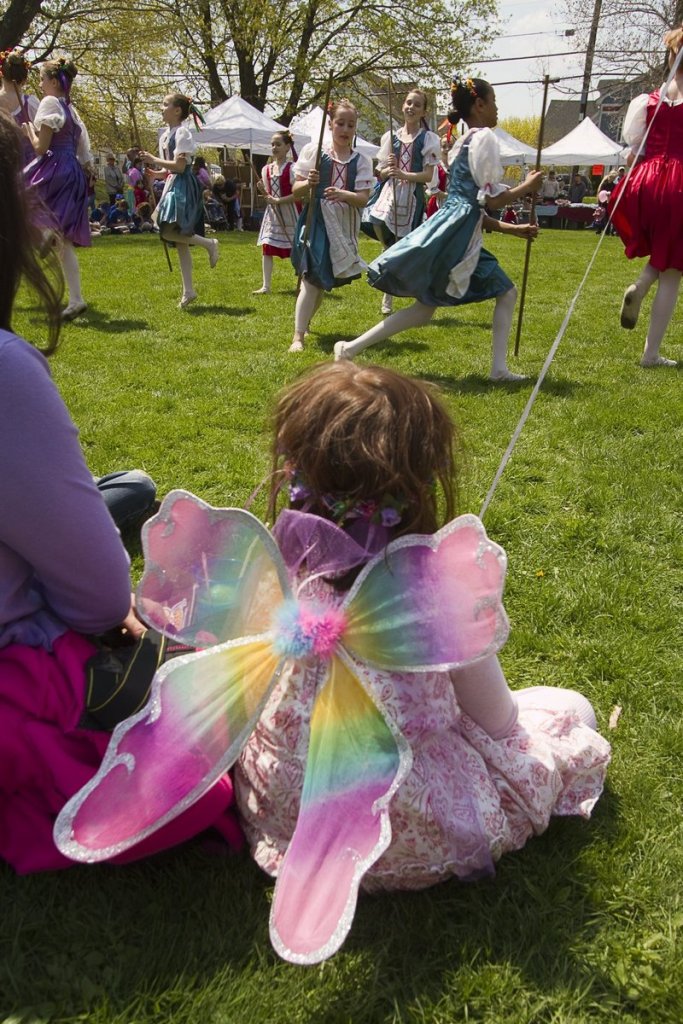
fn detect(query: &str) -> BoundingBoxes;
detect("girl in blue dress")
[289,99,374,352]
[140,94,219,309]
[335,77,542,381]
[362,89,439,315]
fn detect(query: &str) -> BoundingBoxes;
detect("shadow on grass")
[71,308,151,334]
[421,371,587,398]
[184,305,256,317]
[436,315,494,331]
[0,786,621,1021]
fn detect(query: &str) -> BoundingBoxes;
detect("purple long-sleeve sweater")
[0,329,132,649]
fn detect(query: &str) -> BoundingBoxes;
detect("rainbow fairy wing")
[54,638,283,861]
[270,651,410,964]
[136,491,290,647]
[341,514,508,672]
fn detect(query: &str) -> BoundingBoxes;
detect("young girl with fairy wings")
[334,76,543,381]
[253,131,300,295]
[362,88,440,314]
[0,50,38,166]
[23,58,93,320]
[610,25,683,368]
[289,99,374,352]
[140,94,219,309]
[55,361,610,963]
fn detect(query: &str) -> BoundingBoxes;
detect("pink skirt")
[0,631,241,873]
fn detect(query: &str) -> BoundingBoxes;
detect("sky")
[477,0,589,122]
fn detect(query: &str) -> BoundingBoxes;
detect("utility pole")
[578,0,603,122]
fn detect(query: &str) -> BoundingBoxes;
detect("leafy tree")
[165,0,498,123]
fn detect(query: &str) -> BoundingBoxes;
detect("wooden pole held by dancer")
[296,69,334,295]
[387,76,399,242]
[514,74,553,358]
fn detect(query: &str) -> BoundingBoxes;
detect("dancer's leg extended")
[60,242,85,318]
[334,301,435,360]
[176,243,196,308]
[621,261,658,329]
[291,279,324,352]
[490,286,527,382]
[254,254,273,294]
[641,268,681,367]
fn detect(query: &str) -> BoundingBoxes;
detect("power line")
[480,48,660,64]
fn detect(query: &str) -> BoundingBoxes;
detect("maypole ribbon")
[481,45,683,519]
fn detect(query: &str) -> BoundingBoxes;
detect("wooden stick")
[387,76,399,242]
[513,74,553,358]
[296,69,334,294]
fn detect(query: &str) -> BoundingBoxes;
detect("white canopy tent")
[289,107,380,159]
[540,117,626,166]
[493,127,537,166]
[192,95,310,155]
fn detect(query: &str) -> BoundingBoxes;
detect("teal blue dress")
[367,132,513,307]
[291,151,362,291]
[156,125,204,239]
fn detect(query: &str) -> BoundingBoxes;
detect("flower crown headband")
[451,75,478,99]
[285,464,410,529]
[0,49,31,78]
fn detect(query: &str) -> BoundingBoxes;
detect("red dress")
[258,161,299,258]
[610,92,683,272]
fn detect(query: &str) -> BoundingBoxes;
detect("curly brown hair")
[268,362,459,536]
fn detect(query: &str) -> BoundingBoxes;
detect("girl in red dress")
[611,26,683,367]
[254,131,299,294]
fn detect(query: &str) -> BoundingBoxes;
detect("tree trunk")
[0,0,44,50]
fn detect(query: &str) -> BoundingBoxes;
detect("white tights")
[634,264,682,361]
[261,254,273,292]
[61,242,83,306]
[164,232,215,299]
[340,287,519,376]
[293,280,325,338]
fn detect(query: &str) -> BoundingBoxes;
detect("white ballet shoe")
[489,368,528,382]
[178,292,197,309]
[640,354,677,367]
[620,284,642,329]
[334,341,352,362]
[381,294,393,315]
[252,286,270,294]
[60,301,87,321]
[208,239,219,268]
[288,339,304,353]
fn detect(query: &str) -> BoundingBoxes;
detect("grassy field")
[2,227,682,1024]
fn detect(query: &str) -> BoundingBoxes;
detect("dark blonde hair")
[327,98,358,122]
[0,112,64,353]
[42,57,78,90]
[664,25,683,57]
[268,362,458,536]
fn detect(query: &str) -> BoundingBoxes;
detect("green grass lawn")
[3,228,682,1024]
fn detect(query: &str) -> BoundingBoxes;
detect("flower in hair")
[452,75,478,99]
[285,466,410,528]
[0,49,31,77]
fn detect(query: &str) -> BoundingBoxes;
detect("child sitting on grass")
[58,361,610,963]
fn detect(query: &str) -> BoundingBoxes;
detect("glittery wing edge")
[137,491,291,648]
[342,514,509,673]
[269,649,411,964]
[54,636,284,862]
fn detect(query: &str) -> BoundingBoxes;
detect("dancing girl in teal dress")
[140,94,219,309]
[335,77,542,381]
